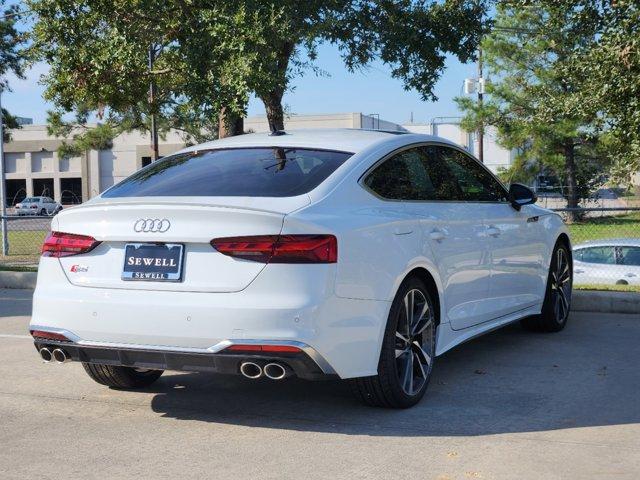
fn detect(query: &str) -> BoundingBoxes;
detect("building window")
[60,178,83,204]
[32,178,54,199]
[4,179,27,207]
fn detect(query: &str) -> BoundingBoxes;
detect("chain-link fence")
[1,208,639,290]
[557,207,640,291]
[0,216,52,268]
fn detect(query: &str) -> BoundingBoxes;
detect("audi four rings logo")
[133,218,171,233]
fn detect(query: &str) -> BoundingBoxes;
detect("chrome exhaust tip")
[39,348,52,363]
[240,361,263,379]
[52,348,70,364]
[263,362,289,380]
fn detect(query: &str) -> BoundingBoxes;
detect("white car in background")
[573,239,640,286]
[14,196,62,216]
[29,129,572,408]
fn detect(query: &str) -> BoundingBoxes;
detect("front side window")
[578,247,616,265]
[437,147,508,202]
[102,148,352,198]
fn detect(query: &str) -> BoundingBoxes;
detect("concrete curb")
[572,290,640,315]
[0,271,37,290]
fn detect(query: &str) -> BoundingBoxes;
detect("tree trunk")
[564,141,579,222]
[218,107,244,138]
[263,89,285,132]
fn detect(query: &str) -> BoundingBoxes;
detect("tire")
[82,363,163,388]
[39,208,47,216]
[521,241,572,332]
[351,276,436,408]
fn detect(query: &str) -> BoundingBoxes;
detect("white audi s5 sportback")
[30,129,572,408]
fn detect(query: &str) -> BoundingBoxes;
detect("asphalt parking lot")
[1,288,639,479]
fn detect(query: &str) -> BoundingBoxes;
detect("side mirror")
[509,183,537,211]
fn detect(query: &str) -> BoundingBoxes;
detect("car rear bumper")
[31,257,391,379]
[31,331,333,380]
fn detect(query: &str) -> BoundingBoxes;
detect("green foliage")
[0,0,27,140]
[568,0,640,182]
[456,1,610,208]
[27,0,490,146]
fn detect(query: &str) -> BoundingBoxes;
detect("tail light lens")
[211,234,337,263]
[42,231,100,257]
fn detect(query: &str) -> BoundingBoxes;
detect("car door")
[361,145,493,326]
[427,145,538,328]
[573,246,617,285]
[401,145,495,330]
[437,149,545,317]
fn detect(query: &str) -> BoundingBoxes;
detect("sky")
[4,26,480,127]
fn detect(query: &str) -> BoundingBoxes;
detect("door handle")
[574,269,585,274]
[429,229,446,241]
[625,273,637,278]
[486,226,501,237]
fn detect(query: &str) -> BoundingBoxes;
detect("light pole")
[148,44,159,162]
[477,47,484,164]
[0,87,8,256]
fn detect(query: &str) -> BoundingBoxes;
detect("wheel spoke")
[557,249,564,272]
[402,351,414,394]
[395,331,409,344]
[412,318,432,337]
[412,340,432,366]
[414,352,427,379]
[403,291,413,335]
[558,285,569,318]
[395,347,409,359]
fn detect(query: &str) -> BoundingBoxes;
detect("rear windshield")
[102,147,352,198]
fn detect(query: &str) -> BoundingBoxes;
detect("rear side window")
[364,148,435,200]
[102,148,352,198]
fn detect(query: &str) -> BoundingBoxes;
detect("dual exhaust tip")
[240,361,290,380]
[39,347,70,364]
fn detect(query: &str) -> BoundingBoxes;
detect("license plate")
[122,243,184,282]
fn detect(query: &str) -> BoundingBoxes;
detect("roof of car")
[178,128,457,155]
[574,238,640,248]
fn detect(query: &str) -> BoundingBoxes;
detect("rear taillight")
[42,231,100,257]
[211,234,337,263]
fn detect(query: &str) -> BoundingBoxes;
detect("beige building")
[4,125,186,206]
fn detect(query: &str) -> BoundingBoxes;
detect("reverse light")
[225,344,302,353]
[211,234,337,264]
[42,231,100,258]
[30,330,70,342]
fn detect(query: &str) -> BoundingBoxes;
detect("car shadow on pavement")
[149,313,640,437]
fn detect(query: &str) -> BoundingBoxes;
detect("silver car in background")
[573,238,640,286]
[14,196,62,216]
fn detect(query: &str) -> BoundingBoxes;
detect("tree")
[0,0,27,141]
[566,0,640,184]
[28,0,489,150]
[236,0,488,131]
[456,1,604,215]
